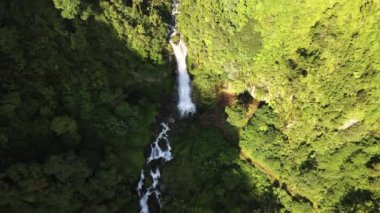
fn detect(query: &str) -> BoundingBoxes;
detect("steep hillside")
[0,0,172,211]
[174,0,380,211]
[0,0,379,212]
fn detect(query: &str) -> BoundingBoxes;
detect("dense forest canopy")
[176,0,380,211]
[0,0,379,212]
[0,0,172,211]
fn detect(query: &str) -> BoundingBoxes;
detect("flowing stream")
[136,1,196,212]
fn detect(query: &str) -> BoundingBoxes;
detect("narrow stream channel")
[136,1,196,212]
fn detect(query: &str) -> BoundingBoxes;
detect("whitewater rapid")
[137,1,196,212]
[137,123,172,213]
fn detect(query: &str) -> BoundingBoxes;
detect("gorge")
[0,0,379,212]
[137,1,197,212]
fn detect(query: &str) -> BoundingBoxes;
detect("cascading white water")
[137,123,172,213]
[137,1,196,212]
[170,36,196,117]
[147,123,172,163]
[169,0,196,117]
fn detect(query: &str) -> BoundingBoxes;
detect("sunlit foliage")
[179,0,380,211]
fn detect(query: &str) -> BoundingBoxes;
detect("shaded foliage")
[0,0,172,211]
[162,124,282,212]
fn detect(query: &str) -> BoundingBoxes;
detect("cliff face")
[174,0,380,211]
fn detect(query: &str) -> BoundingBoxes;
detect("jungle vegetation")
[0,0,379,212]
[177,0,380,211]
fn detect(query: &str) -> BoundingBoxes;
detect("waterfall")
[170,0,196,117]
[170,36,196,117]
[137,1,196,212]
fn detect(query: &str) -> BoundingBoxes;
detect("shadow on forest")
[160,91,283,212]
[0,0,282,212]
[0,0,173,212]
[0,0,164,164]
